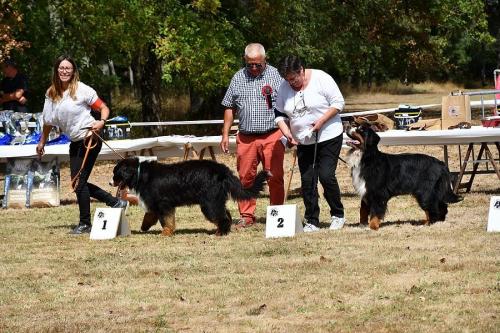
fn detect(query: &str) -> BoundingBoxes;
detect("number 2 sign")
[265,204,303,238]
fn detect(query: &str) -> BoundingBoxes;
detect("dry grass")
[1,89,499,332]
[1,147,499,332]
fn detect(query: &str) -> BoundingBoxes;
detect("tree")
[0,0,29,61]
[3,0,497,123]
[155,0,245,118]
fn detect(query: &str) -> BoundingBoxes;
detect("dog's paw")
[161,228,174,236]
[368,217,380,230]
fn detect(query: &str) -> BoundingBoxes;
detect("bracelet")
[101,119,107,122]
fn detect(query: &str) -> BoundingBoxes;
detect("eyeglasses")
[245,63,265,70]
[285,71,303,86]
[292,91,308,118]
[58,66,73,72]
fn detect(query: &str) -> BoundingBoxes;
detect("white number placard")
[265,204,303,238]
[487,196,500,232]
[90,207,130,240]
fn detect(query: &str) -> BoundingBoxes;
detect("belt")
[239,128,278,136]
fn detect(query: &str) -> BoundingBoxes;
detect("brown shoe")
[233,218,255,229]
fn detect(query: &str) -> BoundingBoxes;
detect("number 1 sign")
[265,204,303,238]
[90,207,130,240]
[487,196,500,232]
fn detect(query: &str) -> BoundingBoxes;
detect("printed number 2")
[277,218,284,228]
[102,220,107,230]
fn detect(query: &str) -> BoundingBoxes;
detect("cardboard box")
[441,94,471,129]
[2,158,60,209]
[28,159,60,208]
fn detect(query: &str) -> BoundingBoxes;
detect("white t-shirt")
[42,82,98,141]
[275,69,344,145]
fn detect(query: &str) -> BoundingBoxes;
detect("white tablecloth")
[1,127,499,163]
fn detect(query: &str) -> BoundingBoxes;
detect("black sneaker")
[112,199,128,209]
[69,224,92,235]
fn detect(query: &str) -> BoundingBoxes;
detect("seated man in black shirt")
[0,59,29,113]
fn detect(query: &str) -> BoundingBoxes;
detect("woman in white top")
[275,55,345,232]
[36,55,127,235]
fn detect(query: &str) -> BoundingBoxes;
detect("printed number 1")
[277,218,284,228]
[102,220,107,230]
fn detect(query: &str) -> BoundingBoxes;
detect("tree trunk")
[108,59,120,98]
[189,88,225,122]
[140,44,163,137]
[497,27,500,69]
[130,56,140,98]
[189,87,204,116]
[367,60,373,89]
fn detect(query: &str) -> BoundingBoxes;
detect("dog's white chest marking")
[129,188,149,212]
[346,149,366,198]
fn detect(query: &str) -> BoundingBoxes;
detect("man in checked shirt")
[220,43,286,228]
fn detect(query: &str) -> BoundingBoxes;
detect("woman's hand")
[36,142,45,159]
[92,119,106,131]
[312,107,340,132]
[311,118,326,132]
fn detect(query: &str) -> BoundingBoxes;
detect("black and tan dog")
[345,124,462,230]
[112,157,268,236]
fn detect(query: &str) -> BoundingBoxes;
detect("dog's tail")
[228,170,269,200]
[439,167,463,204]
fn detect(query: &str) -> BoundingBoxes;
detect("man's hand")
[220,134,230,154]
[286,133,298,146]
[14,89,24,99]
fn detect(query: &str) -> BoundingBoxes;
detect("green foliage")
[0,0,29,61]
[228,0,494,85]
[155,2,244,97]
[1,0,497,117]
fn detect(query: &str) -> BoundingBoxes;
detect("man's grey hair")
[244,43,266,58]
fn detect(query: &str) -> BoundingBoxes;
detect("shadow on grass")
[131,228,214,236]
[465,189,500,195]
[46,224,75,231]
[340,220,442,229]
[378,219,433,228]
[323,219,431,229]
[287,191,360,200]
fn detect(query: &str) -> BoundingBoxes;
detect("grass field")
[1,86,499,332]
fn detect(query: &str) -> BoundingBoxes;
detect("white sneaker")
[303,223,320,233]
[329,216,346,230]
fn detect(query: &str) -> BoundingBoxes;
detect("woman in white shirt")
[275,55,345,232]
[36,55,127,235]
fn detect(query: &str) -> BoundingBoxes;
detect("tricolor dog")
[112,157,268,236]
[345,124,462,230]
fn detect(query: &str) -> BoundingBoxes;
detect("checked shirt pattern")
[222,65,284,134]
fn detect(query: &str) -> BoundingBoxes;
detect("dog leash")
[70,127,126,191]
[311,131,319,208]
